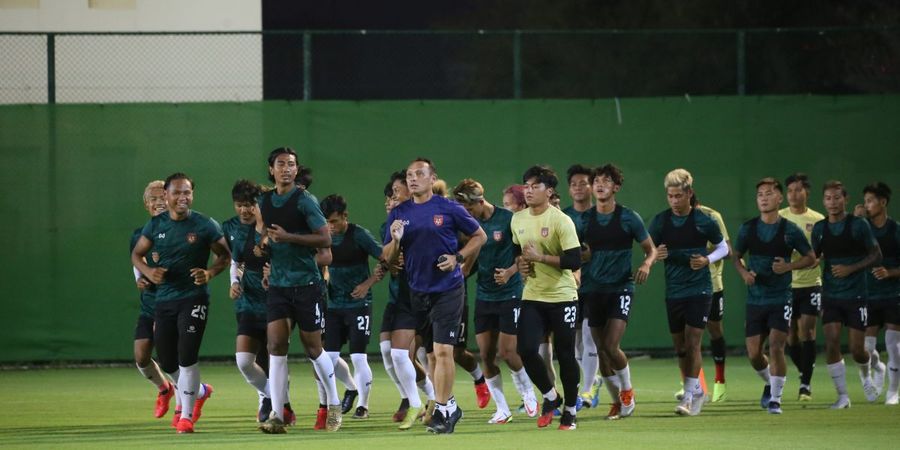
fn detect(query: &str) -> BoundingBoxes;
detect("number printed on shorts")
[191,305,208,321]
[859,306,868,325]
[315,303,322,325]
[513,307,521,324]
[357,315,371,335]
[810,292,821,308]
[619,295,632,316]
[783,305,793,321]
[563,306,577,326]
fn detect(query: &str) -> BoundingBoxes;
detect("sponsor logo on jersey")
[157,233,166,239]
[541,227,549,237]
[493,230,503,241]
[433,215,444,226]
[186,233,197,244]
[151,252,160,263]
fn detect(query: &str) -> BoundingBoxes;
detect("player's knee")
[267,340,288,356]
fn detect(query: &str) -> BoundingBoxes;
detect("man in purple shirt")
[383,158,487,434]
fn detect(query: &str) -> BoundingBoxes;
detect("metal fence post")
[513,30,522,99]
[736,30,746,96]
[303,32,312,100]
[47,33,56,104]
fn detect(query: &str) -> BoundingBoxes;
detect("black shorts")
[419,320,434,354]
[381,298,425,333]
[410,284,465,346]
[576,295,585,324]
[267,284,324,332]
[324,305,372,354]
[583,291,632,327]
[665,295,713,333]
[236,312,267,341]
[867,298,900,328]
[821,298,867,331]
[745,303,792,337]
[709,290,725,322]
[474,299,520,335]
[153,294,210,372]
[792,286,822,317]
[134,315,154,341]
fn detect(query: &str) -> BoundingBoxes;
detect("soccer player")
[779,172,826,401]
[452,179,540,424]
[131,173,230,433]
[649,168,728,417]
[562,164,602,409]
[503,185,526,212]
[811,180,882,408]
[256,147,341,433]
[694,199,731,402]
[320,194,385,419]
[383,158,487,434]
[859,182,899,404]
[130,180,177,419]
[511,165,582,430]
[579,164,657,419]
[732,178,816,414]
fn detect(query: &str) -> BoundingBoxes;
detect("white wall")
[0,0,263,104]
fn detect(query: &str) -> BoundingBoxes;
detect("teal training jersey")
[222,217,267,317]
[563,204,591,294]
[140,211,224,303]
[579,206,650,294]
[866,218,900,301]
[648,209,724,300]
[811,216,878,301]
[327,224,383,309]
[130,227,157,318]
[475,207,523,301]
[734,218,812,306]
[262,187,327,288]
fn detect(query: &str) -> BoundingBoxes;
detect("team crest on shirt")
[493,230,503,241]
[433,215,444,226]
[186,233,197,244]
[151,252,160,263]
[541,227,549,237]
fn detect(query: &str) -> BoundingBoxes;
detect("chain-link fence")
[1,27,898,104]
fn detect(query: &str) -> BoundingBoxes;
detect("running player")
[131,173,230,433]
[859,182,899,404]
[579,164,657,419]
[811,180,882,408]
[383,158,487,434]
[320,194,385,419]
[732,178,816,414]
[779,172,826,401]
[511,165,582,430]
[257,147,341,433]
[452,179,540,424]
[130,180,177,419]
[649,169,728,417]
[695,199,731,402]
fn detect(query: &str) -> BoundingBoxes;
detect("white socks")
[391,348,422,408]
[469,364,484,382]
[756,366,771,384]
[351,353,372,408]
[417,375,436,401]
[886,330,900,395]
[542,388,559,401]
[580,321,599,394]
[235,352,269,397]
[511,367,534,399]
[416,346,430,374]
[682,377,699,401]
[486,374,511,415]
[167,369,181,407]
[137,360,167,390]
[316,377,327,405]
[865,336,881,367]
[178,363,200,421]
[312,352,340,406]
[327,351,358,391]
[615,364,632,391]
[380,340,404,397]
[270,355,288,420]
[603,375,621,403]
[770,376,786,403]
[828,360,848,396]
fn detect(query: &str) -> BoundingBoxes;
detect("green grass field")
[1,356,897,449]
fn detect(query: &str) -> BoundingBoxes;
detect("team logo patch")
[433,215,444,226]
[540,227,549,237]
[493,230,503,241]
[186,233,197,244]
[151,252,160,263]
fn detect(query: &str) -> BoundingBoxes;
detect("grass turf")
[0,356,897,449]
